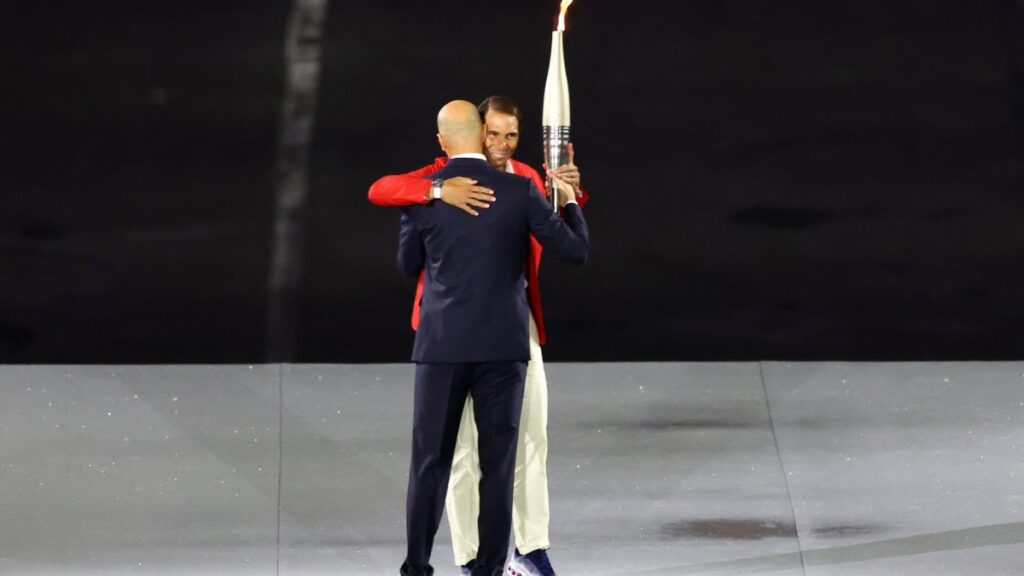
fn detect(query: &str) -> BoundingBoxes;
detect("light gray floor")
[1,362,1021,575]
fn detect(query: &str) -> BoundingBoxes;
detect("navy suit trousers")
[401,362,526,576]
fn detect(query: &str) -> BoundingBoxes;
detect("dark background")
[3,0,1024,363]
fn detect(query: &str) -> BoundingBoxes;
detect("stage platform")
[1,362,1021,575]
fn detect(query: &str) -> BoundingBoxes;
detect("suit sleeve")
[397,208,426,277]
[368,163,440,206]
[525,182,589,266]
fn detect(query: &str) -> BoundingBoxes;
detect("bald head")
[436,100,483,157]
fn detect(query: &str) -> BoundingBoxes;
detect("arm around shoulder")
[367,163,442,206]
[368,174,432,207]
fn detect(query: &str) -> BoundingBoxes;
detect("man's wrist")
[429,179,444,201]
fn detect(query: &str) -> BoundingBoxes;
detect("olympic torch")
[543,0,574,212]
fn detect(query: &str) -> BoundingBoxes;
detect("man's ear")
[436,133,447,154]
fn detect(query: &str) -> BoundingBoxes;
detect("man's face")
[482,110,519,171]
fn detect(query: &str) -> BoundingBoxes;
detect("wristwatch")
[430,179,443,200]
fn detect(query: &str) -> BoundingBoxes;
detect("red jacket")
[368,157,589,345]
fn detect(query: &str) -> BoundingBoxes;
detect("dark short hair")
[477,95,522,124]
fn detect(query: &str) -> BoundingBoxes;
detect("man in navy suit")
[397,100,589,576]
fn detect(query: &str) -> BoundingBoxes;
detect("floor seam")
[759,361,808,576]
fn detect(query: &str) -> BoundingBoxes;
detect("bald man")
[397,101,588,576]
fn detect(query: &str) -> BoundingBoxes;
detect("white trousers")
[446,314,550,564]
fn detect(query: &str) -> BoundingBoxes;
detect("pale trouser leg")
[445,312,551,563]
[512,314,550,554]
[446,394,480,566]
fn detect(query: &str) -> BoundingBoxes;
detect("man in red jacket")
[368,95,587,576]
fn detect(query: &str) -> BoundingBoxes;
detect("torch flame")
[557,0,574,32]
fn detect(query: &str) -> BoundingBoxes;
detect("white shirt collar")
[450,153,487,161]
[505,160,515,174]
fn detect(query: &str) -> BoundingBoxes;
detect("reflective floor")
[1,362,1021,575]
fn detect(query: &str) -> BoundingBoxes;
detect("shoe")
[460,559,477,575]
[505,548,556,576]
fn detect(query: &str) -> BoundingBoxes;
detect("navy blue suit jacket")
[398,157,589,363]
